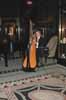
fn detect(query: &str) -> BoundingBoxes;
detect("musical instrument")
[22,35,37,70]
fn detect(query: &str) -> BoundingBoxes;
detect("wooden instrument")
[22,36,37,70]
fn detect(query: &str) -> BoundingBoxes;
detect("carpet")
[0,74,66,100]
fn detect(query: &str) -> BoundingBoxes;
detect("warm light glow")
[59,25,65,41]
[59,25,64,33]
[27,0,32,5]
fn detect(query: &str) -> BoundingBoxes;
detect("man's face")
[35,31,41,38]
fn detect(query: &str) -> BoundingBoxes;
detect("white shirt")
[36,36,40,48]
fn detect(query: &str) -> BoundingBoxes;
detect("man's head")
[35,30,41,38]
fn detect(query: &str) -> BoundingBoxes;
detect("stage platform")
[0,58,66,84]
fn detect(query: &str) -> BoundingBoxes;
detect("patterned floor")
[0,58,66,100]
[0,73,66,100]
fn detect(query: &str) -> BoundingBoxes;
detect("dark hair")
[33,29,42,34]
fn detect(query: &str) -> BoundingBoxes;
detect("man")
[35,30,44,66]
[8,27,15,58]
[3,34,8,67]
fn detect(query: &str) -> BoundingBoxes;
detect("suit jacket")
[36,37,44,57]
[38,37,44,48]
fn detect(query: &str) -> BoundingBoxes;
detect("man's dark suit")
[36,37,44,65]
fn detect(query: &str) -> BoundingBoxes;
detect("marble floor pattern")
[0,58,66,100]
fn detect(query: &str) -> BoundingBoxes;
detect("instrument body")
[22,36,37,70]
